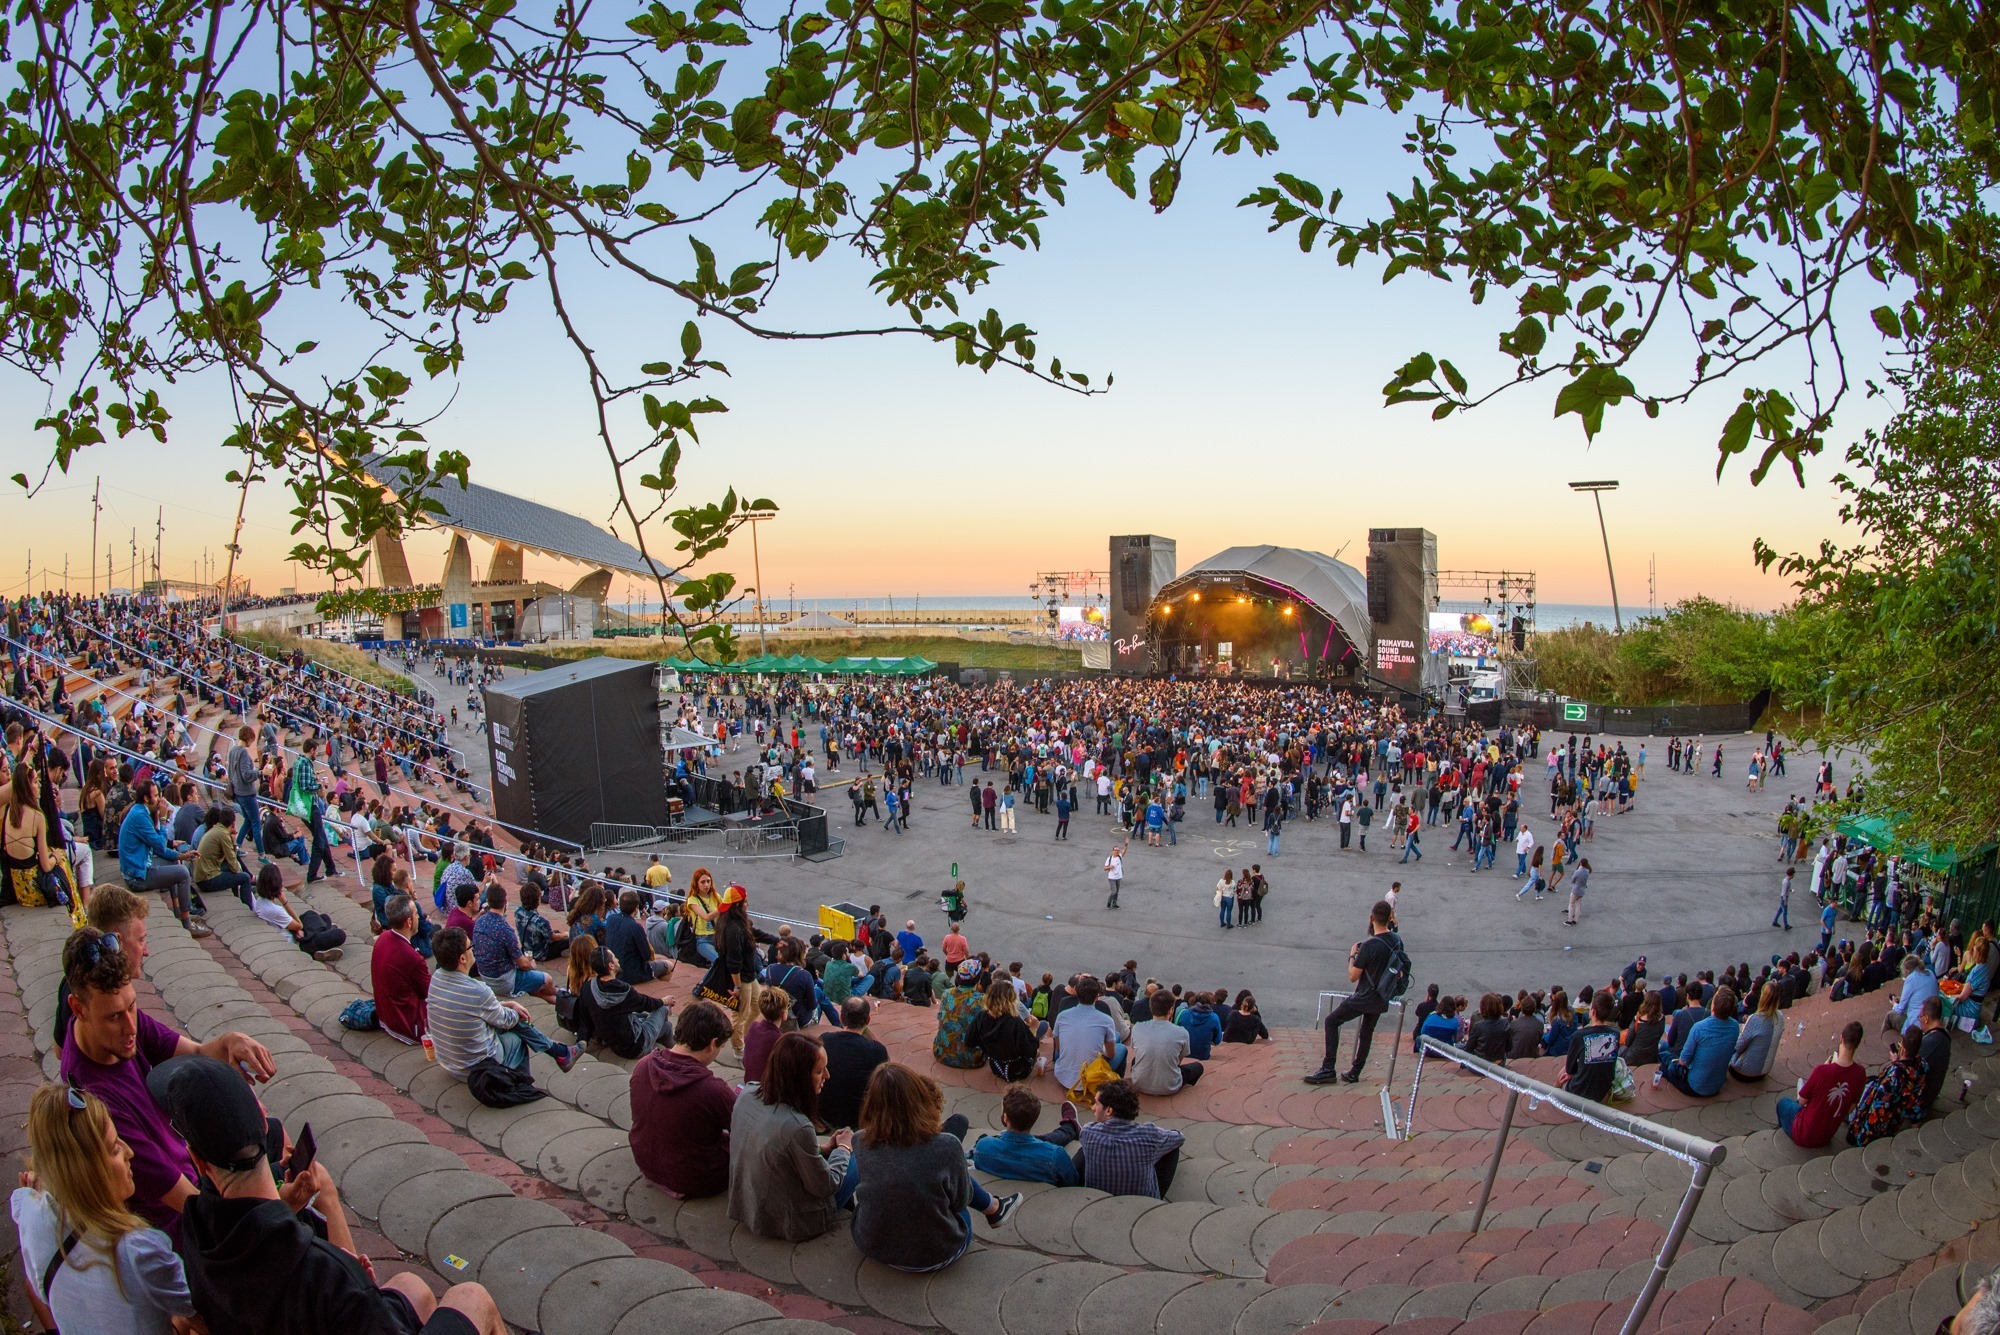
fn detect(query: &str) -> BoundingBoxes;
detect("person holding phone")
[157,1055,508,1335]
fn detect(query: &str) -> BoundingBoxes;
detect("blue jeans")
[235,795,264,852]
[1165,820,1177,846]
[1401,834,1422,862]
[1773,899,1790,928]
[852,974,877,997]
[834,1153,859,1210]
[1516,852,1528,876]
[1266,829,1281,855]
[494,1019,563,1070]
[1777,1095,1801,1138]
[813,983,841,1026]
[197,870,255,909]
[1219,898,1233,927]
[696,939,719,965]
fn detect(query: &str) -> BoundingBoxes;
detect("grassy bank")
[232,630,418,696]
[558,633,1082,671]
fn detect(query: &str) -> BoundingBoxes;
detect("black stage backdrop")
[483,656,666,845]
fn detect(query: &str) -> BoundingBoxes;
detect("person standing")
[1214,871,1234,930]
[1054,789,1071,840]
[1264,796,1283,857]
[1338,794,1354,850]
[1399,808,1421,863]
[1103,844,1126,910]
[1564,858,1591,926]
[1775,867,1794,930]
[1303,900,1398,1085]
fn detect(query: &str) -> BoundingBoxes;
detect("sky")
[0,58,1883,611]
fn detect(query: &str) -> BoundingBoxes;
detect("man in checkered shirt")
[1076,1079,1185,1198]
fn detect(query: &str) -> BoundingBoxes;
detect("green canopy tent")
[1834,812,2000,925]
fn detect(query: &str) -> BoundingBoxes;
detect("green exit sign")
[1562,702,1589,723]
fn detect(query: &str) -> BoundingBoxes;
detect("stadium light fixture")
[1567,480,1623,632]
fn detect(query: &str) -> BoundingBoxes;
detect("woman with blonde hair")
[685,866,722,963]
[11,1083,196,1333]
[850,1063,1020,1272]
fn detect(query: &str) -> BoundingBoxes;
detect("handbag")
[1067,1053,1118,1104]
[285,763,314,821]
[37,861,72,909]
[693,956,737,1006]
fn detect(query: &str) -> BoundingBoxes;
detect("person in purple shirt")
[469,882,557,1001]
[58,927,276,1233]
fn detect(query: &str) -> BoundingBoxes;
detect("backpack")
[554,987,591,1042]
[466,1058,547,1108]
[338,999,378,1031]
[1375,931,1414,1004]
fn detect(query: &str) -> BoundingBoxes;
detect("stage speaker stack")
[483,656,666,846]
[1365,528,1437,695]
[1108,534,1177,672]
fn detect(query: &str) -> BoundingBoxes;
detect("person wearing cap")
[160,1055,506,1335]
[931,959,988,1069]
[58,927,276,1233]
[425,927,579,1080]
[712,883,762,1047]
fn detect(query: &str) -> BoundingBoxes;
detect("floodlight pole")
[1569,480,1623,632]
[742,511,777,656]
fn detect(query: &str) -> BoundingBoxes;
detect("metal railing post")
[1619,1160,1712,1335]
[1470,1089,1519,1233]
[1385,1003,1408,1085]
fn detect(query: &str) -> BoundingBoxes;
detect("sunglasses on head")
[75,933,120,969]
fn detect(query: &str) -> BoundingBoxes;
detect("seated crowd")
[1411,914,1984,1147]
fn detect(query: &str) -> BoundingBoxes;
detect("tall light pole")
[1568,480,1623,632]
[740,510,777,656]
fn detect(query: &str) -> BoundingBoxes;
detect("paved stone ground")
[415,649,1856,1027]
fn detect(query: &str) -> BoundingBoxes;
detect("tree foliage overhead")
[2,0,1996,651]
[1758,333,2000,854]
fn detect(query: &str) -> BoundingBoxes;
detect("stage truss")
[1030,569,1109,633]
[1434,569,1539,694]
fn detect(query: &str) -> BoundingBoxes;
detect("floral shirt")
[515,906,556,962]
[932,985,986,1069]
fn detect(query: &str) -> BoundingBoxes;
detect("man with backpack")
[1304,899,1407,1085]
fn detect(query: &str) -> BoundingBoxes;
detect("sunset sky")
[0,95,1879,611]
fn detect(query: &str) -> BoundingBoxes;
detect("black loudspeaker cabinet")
[483,656,665,846]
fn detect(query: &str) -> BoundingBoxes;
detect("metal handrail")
[69,613,465,759]
[1316,990,1408,1085]
[1405,1035,1724,1335]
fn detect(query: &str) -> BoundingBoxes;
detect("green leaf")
[1440,360,1466,395]
[627,151,653,192]
[682,321,702,360]
[1871,306,1902,339]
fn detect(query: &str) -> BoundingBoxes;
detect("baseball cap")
[719,883,747,906]
[147,1055,273,1175]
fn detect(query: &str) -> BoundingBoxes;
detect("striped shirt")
[426,968,516,1078]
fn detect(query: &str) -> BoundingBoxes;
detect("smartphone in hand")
[286,1124,317,1182]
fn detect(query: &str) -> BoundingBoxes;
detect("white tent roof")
[1161,544,1373,657]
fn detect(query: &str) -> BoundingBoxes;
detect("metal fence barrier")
[1405,1036,1725,1335]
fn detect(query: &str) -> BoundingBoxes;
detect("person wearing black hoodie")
[580,944,674,1060]
[158,1054,505,1335]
